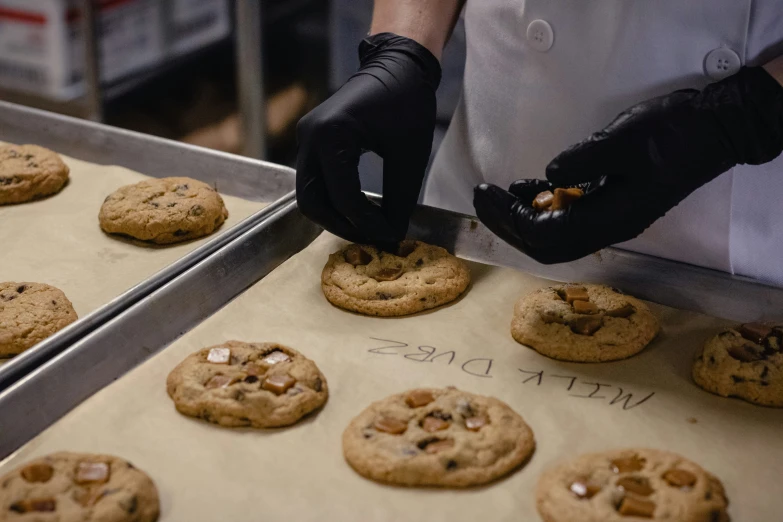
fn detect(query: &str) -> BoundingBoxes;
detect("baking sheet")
[2,233,781,521]
[0,147,266,321]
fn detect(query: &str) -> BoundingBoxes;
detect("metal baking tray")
[0,101,296,390]
[2,198,783,458]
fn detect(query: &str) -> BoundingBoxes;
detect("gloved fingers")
[380,151,430,241]
[473,184,532,253]
[545,130,632,187]
[507,179,553,200]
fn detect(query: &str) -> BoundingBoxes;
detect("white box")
[167,0,229,57]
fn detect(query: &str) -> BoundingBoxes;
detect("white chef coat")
[423,0,783,287]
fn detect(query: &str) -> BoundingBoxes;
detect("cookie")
[166,341,328,428]
[99,177,228,245]
[0,451,159,522]
[0,282,78,358]
[0,144,69,205]
[692,322,783,407]
[536,448,729,522]
[342,387,535,487]
[511,284,659,362]
[321,240,471,317]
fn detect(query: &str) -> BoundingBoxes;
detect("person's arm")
[371,0,465,60]
[764,54,783,87]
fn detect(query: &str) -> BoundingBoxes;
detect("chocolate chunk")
[533,191,555,211]
[616,476,654,496]
[261,350,291,365]
[663,469,697,488]
[446,459,458,470]
[569,316,603,335]
[465,415,488,431]
[21,463,54,483]
[396,240,418,257]
[430,410,452,421]
[173,229,189,237]
[121,495,138,514]
[167,202,177,208]
[551,187,584,211]
[207,347,231,364]
[374,416,408,435]
[150,202,159,207]
[761,366,769,379]
[313,377,323,392]
[205,374,236,389]
[75,462,110,484]
[374,266,404,282]
[243,375,259,384]
[16,285,26,293]
[422,416,450,432]
[262,374,296,395]
[731,375,746,383]
[737,323,772,344]
[606,304,635,318]
[570,480,601,499]
[572,300,599,314]
[10,498,56,513]
[343,245,372,266]
[563,286,589,304]
[611,455,646,473]
[727,344,764,363]
[455,398,475,418]
[190,205,205,216]
[175,184,189,191]
[418,438,455,454]
[405,389,434,408]
[617,497,655,517]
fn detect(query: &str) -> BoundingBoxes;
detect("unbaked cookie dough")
[511,284,659,362]
[0,282,78,358]
[0,144,70,205]
[321,240,471,317]
[692,322,783,407]
[0,451,160,522]
[342,387,535,487]
[536,448,729,522]
[99,176,228,245]
[166,341,328,428]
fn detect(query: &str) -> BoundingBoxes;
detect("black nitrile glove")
[474,66,783,264]
[296,33,441,245]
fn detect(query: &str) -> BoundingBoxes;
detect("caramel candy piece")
[663,469,697,488]
[727,344,765,363]
[573,300,599,314]
[344,245,372,266]
[374,416,408,435]
[207,347,231,364]
[374,266,404,282]
[205,374,236,389]
[533,191,554,211]
[570,316,603,335]
[611,455,646,473]
[606,304,635,318]
[20,462,54,483]
[396,240,418,257]
[570,480,601,499]
[618,497,655,518]
[617,476,654,496]
[563,286,590,304]
[245,364,263,377]
[551,187,584,211]
[465,415,488,431]
[262,374,296,395]
[9,498,56,513]
[422,439,455,454]
[737,323,772,344]
[262,350,291,365]
[405,389,435,408]
[422,416,450,432]
[75,462,110,484]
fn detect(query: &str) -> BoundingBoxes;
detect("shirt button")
[704,47,741,80]
[527,19,554,52]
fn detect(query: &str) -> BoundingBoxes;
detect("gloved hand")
[296,33,441,245]
[474,66,783,264]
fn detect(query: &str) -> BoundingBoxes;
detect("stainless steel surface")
[406,203,783,323]
[0,200,322,459]
[80,0,103,122]
[236,1,267,160]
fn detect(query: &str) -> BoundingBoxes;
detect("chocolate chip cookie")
[511,284,659,362]
[321,241,471,317]
[99,177,228,245]
[342,387,535,487]
[166,341,328,428]
[536,448,729,522]
[692,322,783,407]
[0,282,78,357]
[0,451,159,522]
[0,144,70,205]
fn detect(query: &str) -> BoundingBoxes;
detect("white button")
[704,47,741,80]
[527,19,554,52]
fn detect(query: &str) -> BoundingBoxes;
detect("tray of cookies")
[0,199,780,521]
[0,101,296,390]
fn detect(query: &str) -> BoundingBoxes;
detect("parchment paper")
[0,147,267,320]
[2,233,781,521]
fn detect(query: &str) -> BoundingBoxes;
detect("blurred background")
[0,0,466,192]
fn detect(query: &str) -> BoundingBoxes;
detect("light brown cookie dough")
[166,341,328,428]
[99,176,228,245]
[692,322,783,407]
[0,451,159,522]
[0,144,70,205]
[321,241,471,317]
[342,387,535,487]
[511,284,659,362]
[536,448,729,522]
[0,282,78,358]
